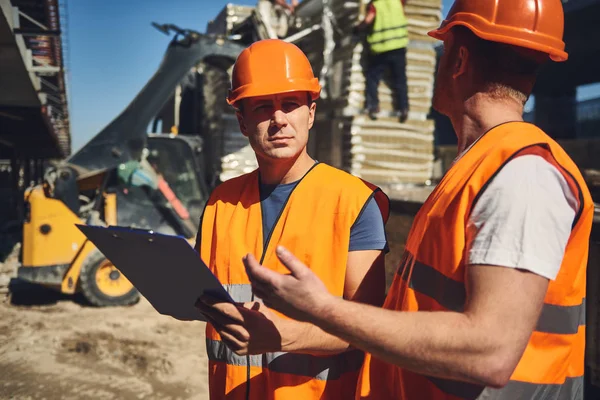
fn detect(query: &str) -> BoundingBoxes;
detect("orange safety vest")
[357,122,592,400]
[200,162,390,400]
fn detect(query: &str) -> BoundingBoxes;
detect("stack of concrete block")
[200,0,442,185]
[204,5,259,182]
[291,0,442,185]
[206,4,254,35]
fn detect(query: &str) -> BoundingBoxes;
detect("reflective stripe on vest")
[206,339,365,380]
[356,122,592,400]
[201,163,389,399]
[398,257,586,335]
[367,0,409,54]
[223,283,254,302]
[427,375,584,400]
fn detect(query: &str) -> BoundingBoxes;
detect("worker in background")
[355,0,409,122]
[257,0,298,38]
[194,39,390,399]
[243,1,592,399]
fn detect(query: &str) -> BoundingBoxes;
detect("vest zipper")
[244,162,320,400]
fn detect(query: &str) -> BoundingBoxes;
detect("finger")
[204,313,250,343]
[198,293,239,308]
[200,307,235,328]
[196,298,245,323]
[196,303,221,321]
[200,292,234,305]
[203,313,232,337]
[243,253,281,286]
[219,331,247,354]
[203,313,222,329]
[197,302,245,327]
[196,295,244,312]
[241,301,262,311]
[207,314,249,350]
[275,246,310,278]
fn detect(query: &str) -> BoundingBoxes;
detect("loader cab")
[98,134,209,239]
[113,134,209,233]
[146,133,209,225]
[52,134,209,237]
[18,134,210,307]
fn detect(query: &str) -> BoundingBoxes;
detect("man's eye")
[283,102,300,109]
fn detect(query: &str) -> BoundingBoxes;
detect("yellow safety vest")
[367,0,409,54]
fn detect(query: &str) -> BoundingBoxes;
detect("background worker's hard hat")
[227,39,322,106]
[428,0,568,62]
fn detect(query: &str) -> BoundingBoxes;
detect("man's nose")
[271,109,288,127]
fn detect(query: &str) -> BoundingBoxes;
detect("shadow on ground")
[8,279,88,307]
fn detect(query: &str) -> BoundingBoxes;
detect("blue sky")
[67,0,257,151]
[66,0,598,152]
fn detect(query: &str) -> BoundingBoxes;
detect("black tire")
[78,249,140,307]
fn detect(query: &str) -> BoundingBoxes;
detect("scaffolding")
[11,0,71,157]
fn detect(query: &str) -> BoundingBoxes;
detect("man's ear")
[453,46,469,79]
[308,101,316,130]
[236,110,249,137]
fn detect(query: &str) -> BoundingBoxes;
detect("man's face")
[236,92,316,162]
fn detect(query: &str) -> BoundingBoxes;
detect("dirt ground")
[0,213,415,400]
[0,288,210,400]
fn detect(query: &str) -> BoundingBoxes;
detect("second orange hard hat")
[227,39,322,106]
[428,0,568,62]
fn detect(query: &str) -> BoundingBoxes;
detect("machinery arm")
[67,28,245,174]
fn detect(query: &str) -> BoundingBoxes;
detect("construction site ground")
[0,293,209,400]
[0,213,414,400]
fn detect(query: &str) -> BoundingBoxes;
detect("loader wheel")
[79,250,139,307]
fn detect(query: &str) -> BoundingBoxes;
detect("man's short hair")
[452,26,546,105]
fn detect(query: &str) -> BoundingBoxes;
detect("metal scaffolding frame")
[10,0,71,157]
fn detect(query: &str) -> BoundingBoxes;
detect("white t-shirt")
[465,155,579,280]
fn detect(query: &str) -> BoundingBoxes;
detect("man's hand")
[353,5,375,35]
[196,295,301,355]
[243,246,335,323]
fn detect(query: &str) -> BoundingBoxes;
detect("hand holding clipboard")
[77,224,233,321]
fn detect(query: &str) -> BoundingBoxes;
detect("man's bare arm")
[363,7,376,25]
[282,250,385,354]
[354,5,376,34]
[246,248,549,388]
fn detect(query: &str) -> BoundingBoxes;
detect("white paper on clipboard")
[76,224,234,321]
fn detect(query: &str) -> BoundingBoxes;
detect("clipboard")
[76,224,234,321]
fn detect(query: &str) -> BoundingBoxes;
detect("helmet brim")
[227,78,321,106]
[428,17,568,62]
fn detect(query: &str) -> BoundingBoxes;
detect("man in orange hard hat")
[242,1,593,399]
[193,39,390,399]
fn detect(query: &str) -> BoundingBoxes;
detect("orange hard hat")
[428,0,568,62]
[227,39,321,106]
